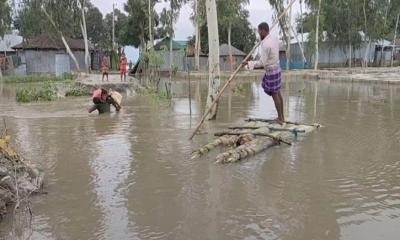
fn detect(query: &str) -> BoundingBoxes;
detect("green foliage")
[123,0,161,48]
[171,65,179,76]
[231,83,245,95]
[142,49,163,68]
[16,81,58,103]
[102,9,128,50]
[65,86,90,97]
[137,87,170,101]
[298,0,400,58]
[85,3,105,46]
[0,0,11,37]
[195,5,256,53]
[16,0,83,39]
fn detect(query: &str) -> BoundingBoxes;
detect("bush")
[16,81,58,103]
[65,86,90,97]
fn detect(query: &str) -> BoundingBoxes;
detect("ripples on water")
[0,80,399,240]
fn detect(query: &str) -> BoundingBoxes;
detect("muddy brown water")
[0,78,399,240]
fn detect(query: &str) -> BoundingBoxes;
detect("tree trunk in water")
[195,26,200,70]
[380,0,390,66]
[194,0,200,71]
[205,0,220,120]
[170,35,173,81]
[314,0,321,70]
[148,0,153,48]
[362,0,368,67]
[349,44,352,68]
[391,13,399,67]
[228,23,233,71]
[286,3,292,71]
[300,0,304,68]
[81,5,90,74]
[169,3,174,82]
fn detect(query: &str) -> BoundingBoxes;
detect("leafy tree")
[123,0,160,50]
[218,0,249,70]
[85,2,104,46]
[0,0,11,37]
[194,9,256,54]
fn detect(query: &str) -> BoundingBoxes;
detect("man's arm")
[247,41,271,70]
[88,105,97,113]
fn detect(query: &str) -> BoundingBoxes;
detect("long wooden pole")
[189,0,297,140]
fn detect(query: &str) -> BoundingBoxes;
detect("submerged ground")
[0,77,399,240]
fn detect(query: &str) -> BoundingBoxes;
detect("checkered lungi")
[261,64,282,96]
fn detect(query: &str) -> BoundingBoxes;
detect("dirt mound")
[0,131,44,217]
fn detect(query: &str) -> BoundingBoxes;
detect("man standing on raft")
[245,22,285,123]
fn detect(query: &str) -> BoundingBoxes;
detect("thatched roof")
[12,33,91,51]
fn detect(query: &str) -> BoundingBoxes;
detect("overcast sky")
[91,0,302,40]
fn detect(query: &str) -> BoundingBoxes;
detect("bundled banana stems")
[191,134,254,160]
[192,119,321,163]
[0,131,44,217]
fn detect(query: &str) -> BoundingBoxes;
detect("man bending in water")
[88,88,121,114]
[245,22,285,123]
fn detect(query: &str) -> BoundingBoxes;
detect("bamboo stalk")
[189,0,298,140]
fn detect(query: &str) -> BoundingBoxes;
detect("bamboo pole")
[189,0,298,140]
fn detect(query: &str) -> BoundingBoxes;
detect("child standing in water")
[120,53,128,82]
[101,56,109,82]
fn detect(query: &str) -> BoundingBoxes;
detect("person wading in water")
[245,22,285,123]
[88,88,121,114]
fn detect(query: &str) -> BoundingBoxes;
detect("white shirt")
[247,34,280,70]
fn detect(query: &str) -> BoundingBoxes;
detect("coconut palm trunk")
[205,0,220,120]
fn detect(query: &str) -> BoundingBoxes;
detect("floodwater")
[0,77,399,240]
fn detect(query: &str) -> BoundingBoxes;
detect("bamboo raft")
[192,119,321,163]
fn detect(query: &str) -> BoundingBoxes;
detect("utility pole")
[112,1,115,50]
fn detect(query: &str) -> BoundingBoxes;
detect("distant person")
[120,53,128,82]
[244,22,285,123]
[88,87,121,114]
[101,56,109,82]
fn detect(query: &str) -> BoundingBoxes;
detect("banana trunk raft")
[192,118,321,163]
